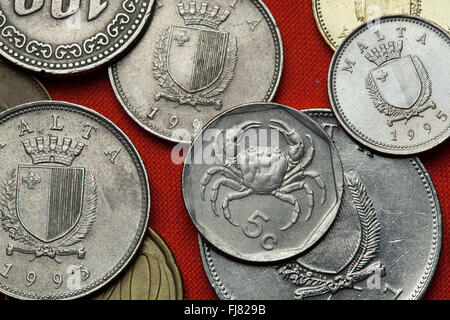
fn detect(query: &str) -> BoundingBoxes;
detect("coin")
[199,108,442,300]
[0,61,51,112]
[109,0,283,143]
[183,102,343,262]
[0,1,155,74]
[328,15,449,155]
[0,101,150,300]
[91,228,183,300]
[313,0,450,50]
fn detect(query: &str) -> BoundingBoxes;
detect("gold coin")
[313,0,450,50]
[91,228,183,300]
[0,61,50,112]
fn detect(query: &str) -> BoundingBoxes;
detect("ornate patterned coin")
[199,109,442,300]
[0,1,154,74]
[0,62,51,112]
[329,15,449,155]
[109,0,283,143]
[313,0,449,50]
[91,228,183,300]
[183,103,343,262]
[0,101,150,299]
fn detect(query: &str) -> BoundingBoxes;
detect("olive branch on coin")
[0,169,98,263]
[276,174,386,299]
[152,27,238,111]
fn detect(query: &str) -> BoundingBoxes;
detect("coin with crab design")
[182,103,344,262]
[199,109,442,300]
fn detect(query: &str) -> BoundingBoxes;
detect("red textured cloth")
[40,0,448,300]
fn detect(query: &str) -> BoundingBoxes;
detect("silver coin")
[183,103,344,262]
[0,1,155,74]
[328,15,449,155]
[109,0,283,143]
[199,108,442,300]
[0,101,149,299]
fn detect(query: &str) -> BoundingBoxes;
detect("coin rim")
[182,102,344,262]
[328,14,450,155]
[0,100,150,300]
[108,0,284,144]
[199,108,443,300]
[312,0,339,51]
[147,228,184,300]
[0,61,52,105]
[0,1,155,75]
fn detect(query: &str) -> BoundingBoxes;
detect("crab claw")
[269,119,305,162]
[224,121,262,158]
[225,121,263,143]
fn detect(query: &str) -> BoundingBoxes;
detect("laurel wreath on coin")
[365,55,435,126]
[277,174,385,299]
[152,27,238,110]
[0,169,98,261]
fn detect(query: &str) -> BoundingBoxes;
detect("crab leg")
[210,178,245,216]
[279,181,315,220]
[284,135,314,181]
[283,170,326,205]
[222,188,254,226]
[272,190,301,231]
[200,166,242,200]
[303,171,326,204]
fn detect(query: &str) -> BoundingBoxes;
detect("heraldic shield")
[370,55,422,109]
[16,165,85,243]
[167,26,229,93]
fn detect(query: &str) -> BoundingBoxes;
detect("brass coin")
[91,228,183,300]
[0,61,50,112]
[313,0,450,50]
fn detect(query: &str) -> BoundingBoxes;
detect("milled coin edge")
[312,0,339,50]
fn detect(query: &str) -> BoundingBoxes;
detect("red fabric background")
[38,0,448,300]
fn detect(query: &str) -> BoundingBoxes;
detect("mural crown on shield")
[0,133,97,263]
[177,1,231,29]
[364,40,403,66]
[22,136,85,166]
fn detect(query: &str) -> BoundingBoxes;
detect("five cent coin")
[313,0,450,50]
[200,109,442,300]
[329,15,449,155]
[183,102,343,262]
[109,0,283,143]
[0,0,155,74]
[91,228,183,300]
[0,61,50,112]
[0,101,150,299]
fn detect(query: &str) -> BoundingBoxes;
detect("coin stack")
[0,0,447,301]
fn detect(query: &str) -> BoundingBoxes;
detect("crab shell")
[236,147,288,193]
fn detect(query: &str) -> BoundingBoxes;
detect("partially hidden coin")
[91,228,183,300]
[109,0,283,143]
[313,0,449,50]
[0,1,155,74]
[183,102,344,262]
[0,61,51,112]
[0,101,150,300]
[329,15,449,155]
[199,108,442,300]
